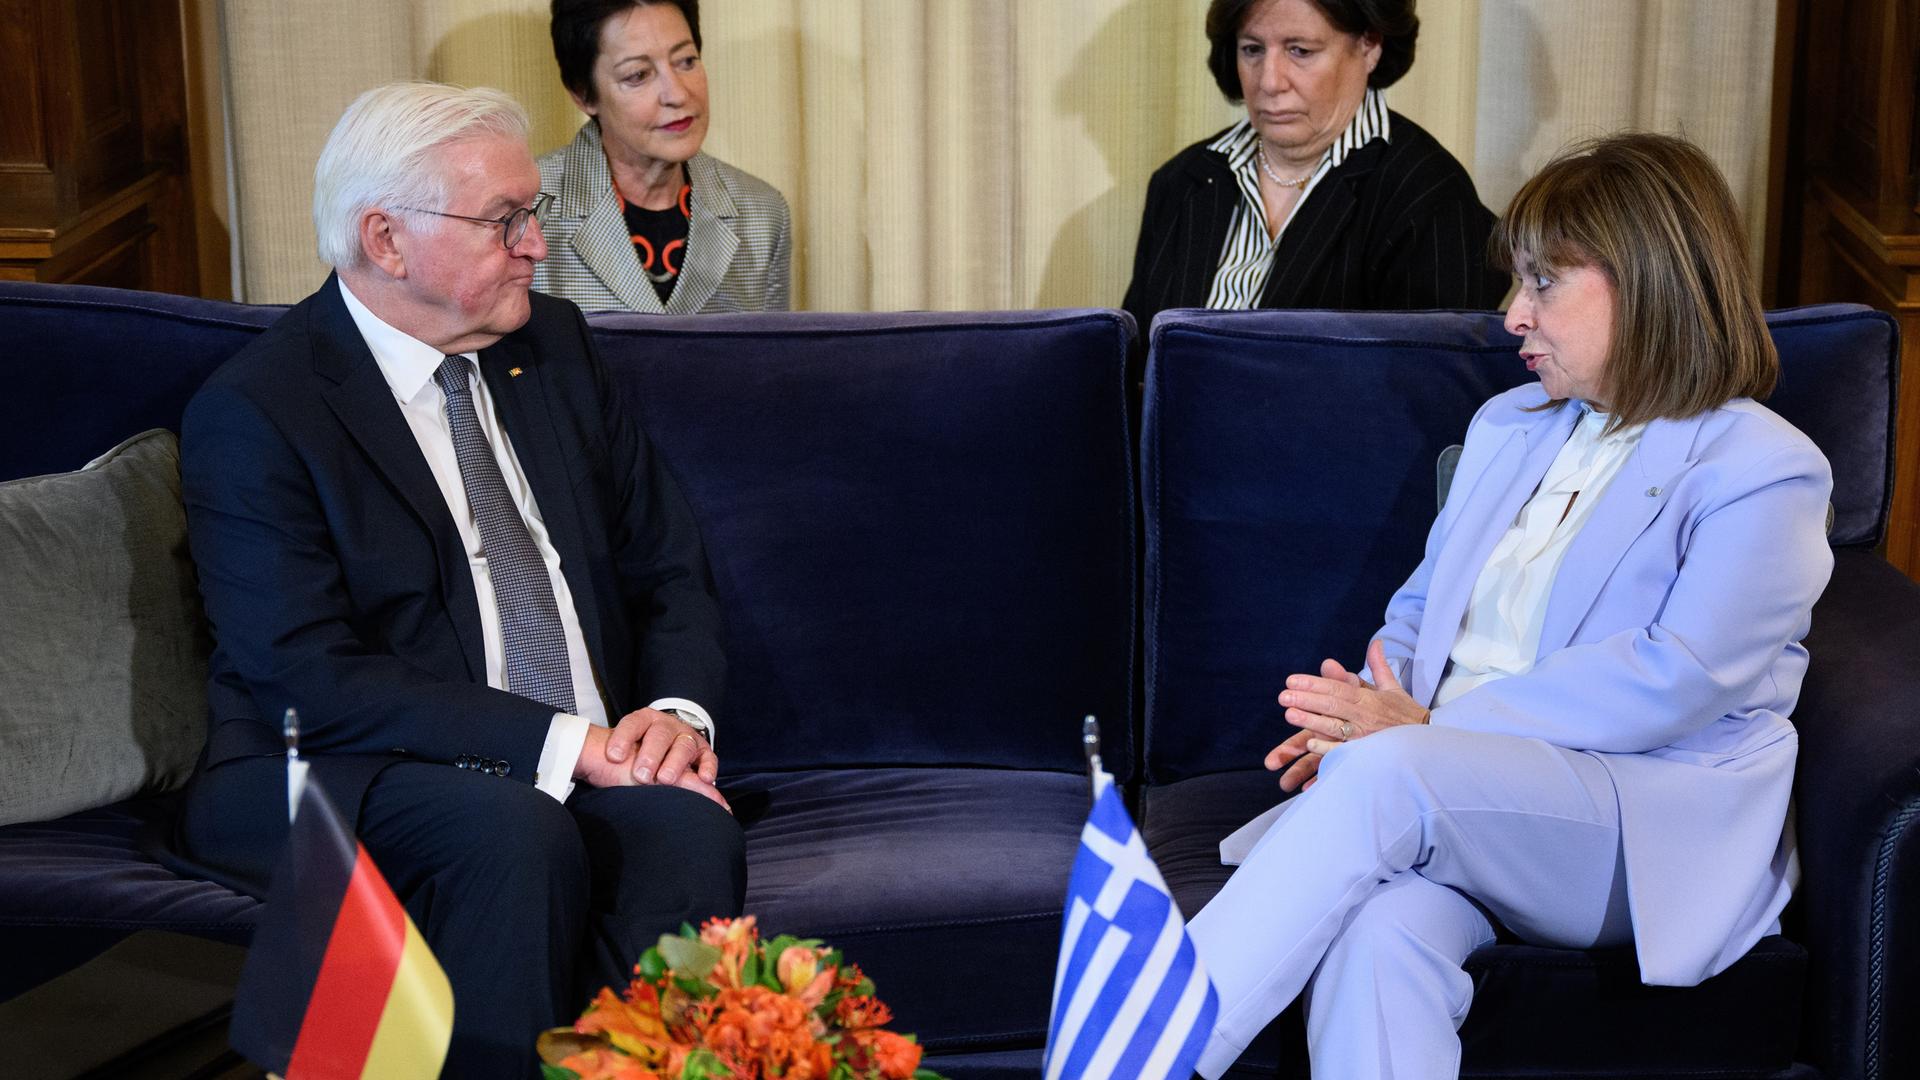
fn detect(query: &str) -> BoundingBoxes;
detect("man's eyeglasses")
[396,192,555,249]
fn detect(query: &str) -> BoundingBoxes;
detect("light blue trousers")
[1189,724,1634,1079]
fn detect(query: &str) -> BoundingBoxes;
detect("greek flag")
[1044,769,1218,1080]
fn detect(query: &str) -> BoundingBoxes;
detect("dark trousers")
[179,758,747,1079]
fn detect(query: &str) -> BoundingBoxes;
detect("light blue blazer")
[1381,383,1834,986]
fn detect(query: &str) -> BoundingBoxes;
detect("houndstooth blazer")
[534,121,792,314]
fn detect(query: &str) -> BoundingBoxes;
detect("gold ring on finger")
[1338,721,1355,739]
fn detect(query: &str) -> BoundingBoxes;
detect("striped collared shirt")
[1203,89,1390,310]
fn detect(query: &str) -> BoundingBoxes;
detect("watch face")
[669,709,708,738]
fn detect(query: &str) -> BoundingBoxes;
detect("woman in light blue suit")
[1189,133,1834,1078]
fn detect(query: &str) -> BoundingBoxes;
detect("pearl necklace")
[1257,144,1315,190]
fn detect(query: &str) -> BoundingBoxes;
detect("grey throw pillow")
[0,430,210,826]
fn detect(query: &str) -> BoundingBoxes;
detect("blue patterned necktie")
[434,356,576,713]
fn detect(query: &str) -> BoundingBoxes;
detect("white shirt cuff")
[535,712,596,802]
[647,697,715,749]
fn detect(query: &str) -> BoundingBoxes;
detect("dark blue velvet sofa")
[0,280,1914,1080]
[0,282,1132,1079]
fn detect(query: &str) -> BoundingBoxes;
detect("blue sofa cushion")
[731,767,1089,1051]
[1142,773,1805,1077]
[1142,309,1528,782]
[592,309,1139,778]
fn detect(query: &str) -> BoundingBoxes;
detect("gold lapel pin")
[508,366,524,377]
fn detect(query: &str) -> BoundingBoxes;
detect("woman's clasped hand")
[1267,640,1430,791]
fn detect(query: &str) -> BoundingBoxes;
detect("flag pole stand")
[1081,714,1102,802]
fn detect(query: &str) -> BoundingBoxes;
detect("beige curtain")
[1472,0,1778,270]
[217,0,1769,307]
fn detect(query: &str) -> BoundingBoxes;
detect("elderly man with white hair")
[169,81,742,1076]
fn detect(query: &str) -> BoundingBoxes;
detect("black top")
[1123,113,1509,358]
[623,183,693,303]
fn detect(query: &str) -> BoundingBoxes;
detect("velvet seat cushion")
[1142,772,1805,1078]
[727,767,1090,1053]
[0,795,259,1000]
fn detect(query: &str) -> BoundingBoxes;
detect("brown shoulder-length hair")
[1491,132,1776,429]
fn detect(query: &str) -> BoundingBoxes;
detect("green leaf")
[911,1070,949,1080]
[674,973,717,998]
[682,1049,732,1079]
[680,921,698,938]
[540,1066,581,1080]
[636,947,667,982]
[741,949,761,987]
[657,934,721,979]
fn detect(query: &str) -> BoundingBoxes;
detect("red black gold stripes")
[230,777,453,1079]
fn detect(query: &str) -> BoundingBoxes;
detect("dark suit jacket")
[1123,113,1509,353]
[177,277,725,821]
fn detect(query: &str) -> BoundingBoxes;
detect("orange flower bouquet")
[537,916,947,1080]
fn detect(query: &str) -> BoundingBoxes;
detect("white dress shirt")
[1434,403,1644,707]
[337,279,712,799]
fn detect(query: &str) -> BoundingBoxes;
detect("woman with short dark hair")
[536,0,791,313]
[1124,0,1506,358]
[1187,132,1831,1078]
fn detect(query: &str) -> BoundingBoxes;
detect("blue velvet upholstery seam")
[1866,795,1920,1079]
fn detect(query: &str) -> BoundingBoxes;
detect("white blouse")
[1433,404,1645,707]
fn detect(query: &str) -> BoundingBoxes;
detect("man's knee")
[361,766,592,900]
[570,785,746,919]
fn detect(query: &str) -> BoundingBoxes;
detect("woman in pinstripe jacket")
[1124,0,1506,356]
[536,0,791,314]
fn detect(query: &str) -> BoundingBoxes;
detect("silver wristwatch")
[664,707,711,744]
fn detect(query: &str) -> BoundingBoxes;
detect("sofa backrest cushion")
[0,430,212,825]
[1140,304,1898,782]
[0,283,281,483]
[589,309,1139,777]
[1763,305,1899,547]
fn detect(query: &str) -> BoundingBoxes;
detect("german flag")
[229,775,454,1079]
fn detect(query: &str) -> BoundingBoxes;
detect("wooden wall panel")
[0,0,198,294]
[1775,0,1920,578]
[0,0,56,222]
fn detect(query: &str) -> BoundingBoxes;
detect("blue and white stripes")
[1045,771,1218,1080]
